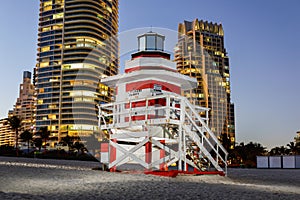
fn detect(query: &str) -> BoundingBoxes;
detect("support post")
[178,125,182,171]
[97,104,101,129]
[178,97,186,171]
[166,96,170,120]
[159,140,167,170]
[183,130,187,171]
[109,138,117,172]
[145,137,152,170]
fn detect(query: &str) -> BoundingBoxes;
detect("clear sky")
[0,0,299,149]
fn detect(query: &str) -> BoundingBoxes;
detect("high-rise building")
[175,19,235,149]
[12,71,35,131]
[35,0,119,141]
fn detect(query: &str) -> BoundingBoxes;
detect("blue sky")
[0,0,299,149]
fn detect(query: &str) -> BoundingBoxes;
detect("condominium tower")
[175,19,235,149]
[35,0,119,140]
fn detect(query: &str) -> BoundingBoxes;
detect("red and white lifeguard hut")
[100,32,228,175]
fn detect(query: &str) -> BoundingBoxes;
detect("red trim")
[100,143,109,152]
[131,51,170,60]
[145,141,152,164]
[125,101,146,109]
[144,170,225,177]
[126,80,180,94]
[125,66,177,73]
[125,66,142,73]
[144,170,178,177]
[178,170,226,176]
[125,115,165,122]
[125,99,166,109]
[133,54,170,59]
[160,140,167,170]
[109,139,117,172]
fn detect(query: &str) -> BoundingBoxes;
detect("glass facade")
[35,0,119,140]
[175,19,235,149]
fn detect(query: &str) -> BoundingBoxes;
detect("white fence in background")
[257,155,300,169]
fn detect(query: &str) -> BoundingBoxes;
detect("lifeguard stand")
[100,32,228,175]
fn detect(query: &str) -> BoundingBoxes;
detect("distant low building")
[0,71,35,147]
[295,131,300,144]
[12,71,35,131]
[0,118,15,146]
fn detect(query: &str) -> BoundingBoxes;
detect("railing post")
[114,104,117,126]
[145,98,148,121]
[183,129,187,171]
[180,97,185,125]
[129,100,132,125]
[166,95,170,121]
[225,153,228,176]
[178,124,182,171]
[205,108,209,125]
[179,97,186,171]
[97,104,101,129]
[216,145,219,164]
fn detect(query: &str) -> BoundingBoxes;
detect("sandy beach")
[0,156,299,200]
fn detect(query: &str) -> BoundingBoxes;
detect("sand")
[0,156,299,199]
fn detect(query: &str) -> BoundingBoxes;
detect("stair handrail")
[184,110,227,165]
[182,125,222,171]
[183,98,228,156]
[182,98,228,169]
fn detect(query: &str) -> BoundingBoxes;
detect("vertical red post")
[145,139,152,168]
[194,167,200,172]
[110,139,117,172]
[186,163,189,172]
[193,151,200,172]
[159,140,167,171]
